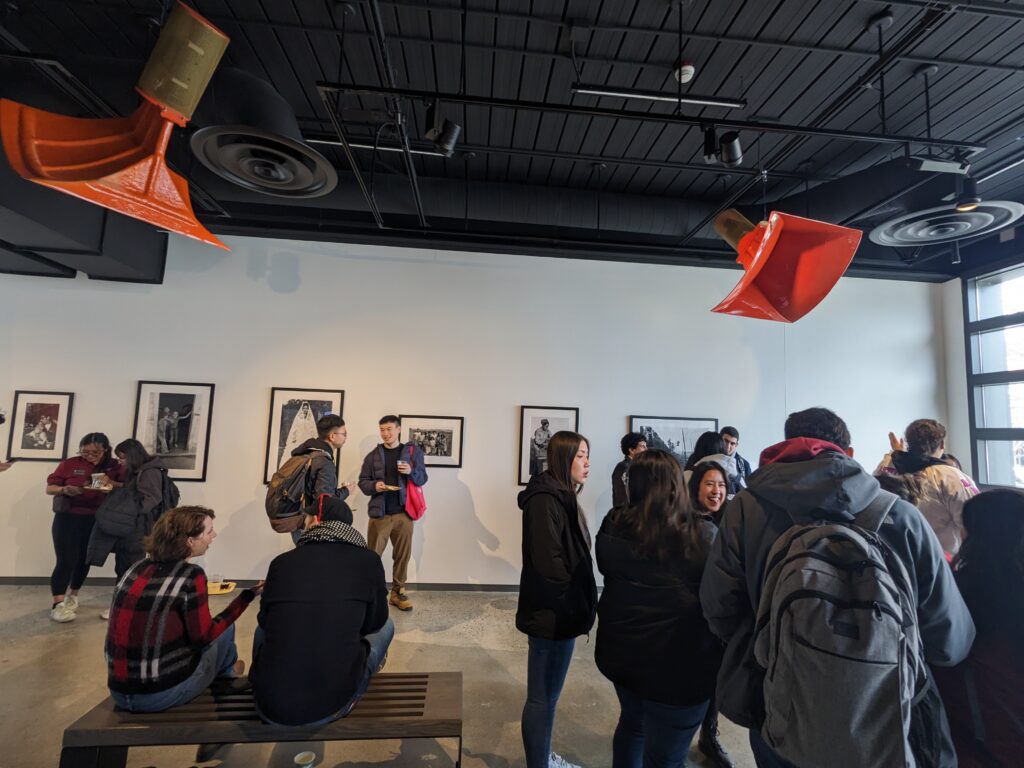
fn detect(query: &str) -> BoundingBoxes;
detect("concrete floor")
[0,586,756,768]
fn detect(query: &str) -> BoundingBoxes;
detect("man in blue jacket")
[359,415,428,611]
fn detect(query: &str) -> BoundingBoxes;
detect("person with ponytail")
[516,431,596,768]
[597,449,724,768]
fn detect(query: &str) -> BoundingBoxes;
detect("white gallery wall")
[0,235,962,584]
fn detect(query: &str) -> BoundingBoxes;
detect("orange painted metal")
[0,98,227,250]
[712,210,862,322]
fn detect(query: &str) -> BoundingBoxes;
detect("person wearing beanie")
[249,494,393,726]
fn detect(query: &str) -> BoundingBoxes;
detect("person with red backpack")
[699,407,975,768]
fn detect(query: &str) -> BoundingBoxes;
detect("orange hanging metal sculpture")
[0,2,230,250]
[711,208,862,322]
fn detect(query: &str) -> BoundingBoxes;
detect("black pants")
[50,513,95,597]
[113,539,145,581]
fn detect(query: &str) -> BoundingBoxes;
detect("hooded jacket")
[699,437,976,728]
[596,511,721,705]
[515,471,597,640]
[357,442,428,519]
[291,438,349,502]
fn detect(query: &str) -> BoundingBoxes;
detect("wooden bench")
[59,672,462,767]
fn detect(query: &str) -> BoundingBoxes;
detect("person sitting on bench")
[105,505,263,713]
[250,493,394,726]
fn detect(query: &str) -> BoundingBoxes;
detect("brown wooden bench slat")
[60,672,462,766]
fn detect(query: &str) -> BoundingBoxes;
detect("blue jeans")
[110,624,239,713]
[749,730,800,768]
[522,636,576,768]
[253,617,395,727]
[612,685,709,768]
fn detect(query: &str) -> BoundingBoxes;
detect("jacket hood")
[696,453,738,474]
[292,437,332,457]
[140,457,167,472]
[517,470,576,511]
[749,438,879,523]
[890,450,947,474]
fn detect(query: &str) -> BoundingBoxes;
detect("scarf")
[296,520,367,548]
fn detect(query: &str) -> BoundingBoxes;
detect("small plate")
[381,484,401,491]
[208,581,236,595]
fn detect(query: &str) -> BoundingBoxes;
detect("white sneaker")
[63,594,79,612]
[50,602,76,623]
[549,753,582,768]
[100,608,110,620]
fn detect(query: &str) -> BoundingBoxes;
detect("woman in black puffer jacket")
[516,430,596,768]
[597,449,723,768]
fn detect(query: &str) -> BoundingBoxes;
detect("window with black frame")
[965,263,1024,487]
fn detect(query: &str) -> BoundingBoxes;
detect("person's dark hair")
[378,415,401,427]
[684,431,726,471]
[79,432,112,462]
[316,414,345,439]
[613,449,705,562]
[875,473,923,507]
[620,432,646,457]
[688,461,729,513]
[720,426,739,440]
[114,438,154,480]
[547,430,588,493]
[953,489,1024,640]
[144,505,214,562]
[904,418,946,458]
[783,407,851,450]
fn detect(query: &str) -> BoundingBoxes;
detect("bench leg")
[455,735,462,768]
[59,745,128,768]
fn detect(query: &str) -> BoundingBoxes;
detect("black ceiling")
[3,0,1024,281]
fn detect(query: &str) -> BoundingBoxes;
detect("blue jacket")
[358,442,428,519]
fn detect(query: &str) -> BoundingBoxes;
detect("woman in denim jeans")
[516,431,596,768]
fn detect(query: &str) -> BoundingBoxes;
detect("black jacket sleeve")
[361,554,389,636]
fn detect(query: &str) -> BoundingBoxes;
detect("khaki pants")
[367,513,413,590]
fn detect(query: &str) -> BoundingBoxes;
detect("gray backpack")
[753,491,927,768]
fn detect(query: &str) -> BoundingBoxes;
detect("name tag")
[73,469,87,476]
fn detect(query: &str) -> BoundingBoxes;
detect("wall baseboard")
[0,576,519,592]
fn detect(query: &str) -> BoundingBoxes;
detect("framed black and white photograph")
[264,387,345,483]
[629,415,719,467]
[519,405,580,486]
[401,415,464,468]
[6,390,74,462]
[133,381,215,482]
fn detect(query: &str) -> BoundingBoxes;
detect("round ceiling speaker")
[868,201,1024,247]
[190,126,337,198]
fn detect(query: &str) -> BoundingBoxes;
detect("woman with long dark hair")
[934,489,1024,766]
[44,432,120,623]
[517,431,596,768]
[597,449,724,768]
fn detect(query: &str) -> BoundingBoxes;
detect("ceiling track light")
[702,125,744,168]
[571,83,746,110]
[425,99,462,157]
[955,175,981,212]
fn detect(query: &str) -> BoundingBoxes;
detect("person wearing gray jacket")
[699,407,975,768]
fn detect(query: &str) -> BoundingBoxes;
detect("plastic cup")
[294,751,316,767]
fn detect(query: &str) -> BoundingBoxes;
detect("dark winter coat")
[596,511,722,705]
[357,442,428,519]
[87,458,167,568]
[291,438,349,502]
[515,471,597,640]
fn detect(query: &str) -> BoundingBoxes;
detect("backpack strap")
[854,489,899,534]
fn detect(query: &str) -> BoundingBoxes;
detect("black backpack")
[156,468,180,519]
[265,452,320,528]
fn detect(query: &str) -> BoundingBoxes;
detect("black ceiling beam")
[26,1,1023,76]
[321,82,988,154]
[855,0,1024,21]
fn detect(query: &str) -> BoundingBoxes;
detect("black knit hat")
[306,493,353,525]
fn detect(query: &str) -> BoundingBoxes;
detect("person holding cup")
[45,432,121,623]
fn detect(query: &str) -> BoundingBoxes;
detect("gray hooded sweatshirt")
[699,438,975,728]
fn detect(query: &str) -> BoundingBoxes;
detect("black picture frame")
[400,414,465,468]
[6,390,75,462]
[264,387,345,483]
[628,415,719,467]
[132,381,216,482]
[518,405,580,485]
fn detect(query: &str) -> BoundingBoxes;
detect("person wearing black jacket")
[597,449,721,768]
[250,494,392,726]
[283,415,357,543]
[612,432,647,508]
[517,431,596,768]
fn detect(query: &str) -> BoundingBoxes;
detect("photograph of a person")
[629,415,719,467]
[401,415,465,468]
[133,381,215,482]
[6,391,75,462]
[264,388,344,483]
[518,406,579,485]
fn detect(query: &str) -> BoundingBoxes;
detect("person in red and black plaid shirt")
[105,505,264,712]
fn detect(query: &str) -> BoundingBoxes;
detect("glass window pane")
[976,440,1024,487]
[970,324,1024,374]
[969,263,1024,321]
[973,383,1024,428]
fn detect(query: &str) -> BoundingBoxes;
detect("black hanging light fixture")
[955,175,981,212]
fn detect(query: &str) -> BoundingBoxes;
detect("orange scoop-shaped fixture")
[0,2,229,250]
[711,208,862,322]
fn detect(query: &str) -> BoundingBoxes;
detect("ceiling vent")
[190,68,337,198]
